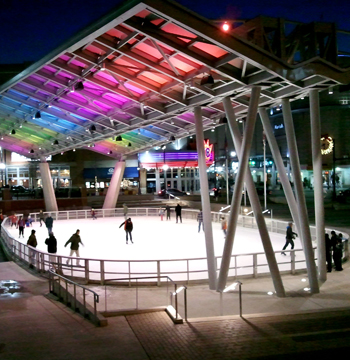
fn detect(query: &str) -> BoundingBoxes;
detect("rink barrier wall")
[0,209,348,287]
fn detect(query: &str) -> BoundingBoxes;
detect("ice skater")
[65,229,84,266]
[17,216,25,238]
[27,229,37,269]
[281,222,297,255]
[159,207,165,221]
[165,205,171,220]
[119,218,133,244]
[197,209,204,232]
[39,210,45,227]
[123,203,128,219]
[91,208,97,220]
[10,213,17,227]
[45,232,57,271]
[175,203,182,223]
[45,214,54,236]
[221,217,227,237]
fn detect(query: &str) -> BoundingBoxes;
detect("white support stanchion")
[258,108,301,239]
[309,89,326,281]
[194,106,217,290]
[39,158,58,212]
[282,98,319,294]
[102,161,126,209]
[217,87,261,292]
[223,98,285,297]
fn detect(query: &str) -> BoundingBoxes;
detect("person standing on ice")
[91,208,97,220]
[165,205,171,221]
[119,218,133,244]
[45,214,54,236]
[175,204,182,223]
[65,229,84,266]
[197,209,204,232]
[159,207,165,221]
[123,203,128,219]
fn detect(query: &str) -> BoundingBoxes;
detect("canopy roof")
[1,0,349,159]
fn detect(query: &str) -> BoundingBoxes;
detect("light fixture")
[328,86,334,95]
[30,149,34,154]
[11,129,16,135]
[90,124,96,133]
[190,136,193,139]
[169,135,175,141]
[61,152,64,155]
[128,142,132,147]
[161,145,166,150]
[115,135,122,141]
[73,148,76,152]
[35,111,41,119]
[19,124,23,128]
[108,151,113,155]
[200,74,214,86]
[100,63,106,71]
[163,164,169,171]
[75,81,84,91]
[222,21,230,32]
[69,87,75,93]
[211,128,215,132]
[54,139,59,145]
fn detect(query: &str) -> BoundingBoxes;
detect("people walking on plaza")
[45,232,57,271]
[65,229,84,266]
[45,214,54,235]
[325,233,333,272]
[166,205,171,220]
[123,203,128,219]
[119,218,133,244]
[333,236,343,271]
[175,203,182,223]
[91,208,97,220]
[39,210,45,227]
[27,229,37,269]
[221,217,227,237]
[159,207,165,221]
[281,222,297,255]
[197,209,204,232]
[10,213,17,227]
[17,216,25,238]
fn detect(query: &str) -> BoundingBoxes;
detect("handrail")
[48,268,99,318]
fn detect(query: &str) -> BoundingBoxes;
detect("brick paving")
[126,310,350,359]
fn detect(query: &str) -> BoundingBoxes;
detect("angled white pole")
[309,89,326,281]
[39,157,58,212]
[217,86,261,292]
[223,97,285,297]
[194,106,217,290]
[258,108,301,238]
[103,161,126,209]
[282,98,319,294]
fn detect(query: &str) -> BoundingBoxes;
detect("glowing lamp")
[222,22,230,32]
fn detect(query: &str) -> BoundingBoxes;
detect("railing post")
[85,259,89,283]
[157,261,161,287]
[184,287,188,321]
[187,260,189,284]
[100,260,105,285]
[174,284,178,320]
[128,261,131,286]
[253,254,258,278]
[291,251,296,275]
[136,278,138,309]
[74,284,76,311]
[83,288,86,317]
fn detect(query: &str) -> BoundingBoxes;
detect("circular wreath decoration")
[321,136,334,155]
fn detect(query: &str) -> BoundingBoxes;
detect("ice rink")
[7,215,302,262]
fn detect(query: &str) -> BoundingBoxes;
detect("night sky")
[0,0,349,64]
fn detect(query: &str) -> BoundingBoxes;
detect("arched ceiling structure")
[0,0,349,160]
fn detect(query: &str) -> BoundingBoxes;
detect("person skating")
[119,218,133,244]
[45,214,54,235]
[27,229,37,269]
[281,222,297,255]
[165,205,171,220]
[159,208,165,221]
[10,213,17,227]
[65,229,84,266]
[175,204,182,223]
[45,232,58,271]
[221,217,227,237]
[123,203,128,220]
[197,209,204,232]
[91,208,97,220]
[17,216,25,238]
[39,210,45,227]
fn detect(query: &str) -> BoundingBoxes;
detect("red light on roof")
[222,22,230,32]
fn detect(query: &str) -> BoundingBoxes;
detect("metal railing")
[48,268,99,318]
[0,209,348,285]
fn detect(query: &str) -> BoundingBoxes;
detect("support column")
[177,169,181,190]
[259,108,301,237]
[309,89,326,281]
[102,161,125,209]
[282,99,319,293]
[223,97,285,297]
[39,158,58,212]
[139,168,147,195]
[194,106,217,290]
[217,87,261,292]
[155,168,161,193]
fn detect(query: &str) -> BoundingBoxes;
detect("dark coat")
[45,216,53,228]
[45,235,57,254]
[286,226,297,240]
[64,233,83,250]
[27,234,37,248]
[175,205,182,215]
[119,220,133,231]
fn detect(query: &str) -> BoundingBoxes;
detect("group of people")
[326,231,344,272]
